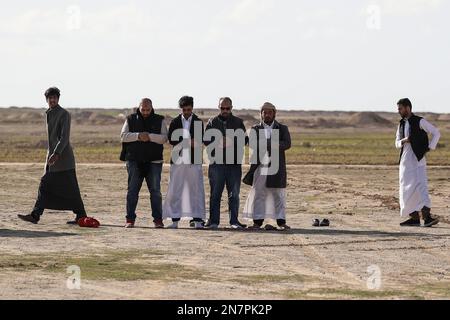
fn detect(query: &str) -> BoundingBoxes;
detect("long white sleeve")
[149,119,168,145]
[420,118,441,150]
[120,120,139,143]
[395,125,403,149]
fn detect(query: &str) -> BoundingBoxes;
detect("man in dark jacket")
[120,98,167,228]
[204,97,248,229]
[243,102,291,231]
[163,96,206,229]
[18,87,88,225]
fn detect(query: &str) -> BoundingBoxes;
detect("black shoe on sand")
[423,216,439,228]
[18,214,39,224]
[400,218,421,227]
[422,207,439,228]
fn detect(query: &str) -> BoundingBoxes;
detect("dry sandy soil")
[1,163,449,300]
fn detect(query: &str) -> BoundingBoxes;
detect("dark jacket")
[204,113,248,165]
[243,120,291,188]
[120,109,165,162]
[45,105,76,173]
[168,113,204,165]
[399,114,430,163]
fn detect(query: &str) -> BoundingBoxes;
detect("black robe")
[33,166,85,213]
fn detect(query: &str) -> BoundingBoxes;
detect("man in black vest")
[204,97,248,229]
[396,98,440,227]
[120,98,168,228]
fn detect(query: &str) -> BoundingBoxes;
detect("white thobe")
[163,115,206,220]
[395,118,440,217]
[243,165,286,221]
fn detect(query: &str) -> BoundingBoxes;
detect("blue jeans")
[126,161,163,222]
[208,164,242,225]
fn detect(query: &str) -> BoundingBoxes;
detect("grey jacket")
[44,105,76,172]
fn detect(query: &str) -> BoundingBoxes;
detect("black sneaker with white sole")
[423,216,439,228]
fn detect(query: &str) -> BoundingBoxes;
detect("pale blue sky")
[1,0,449,112]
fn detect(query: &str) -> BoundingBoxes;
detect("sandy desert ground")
[1,163,449,300]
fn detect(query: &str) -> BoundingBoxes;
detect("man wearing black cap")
[18,87,88,225]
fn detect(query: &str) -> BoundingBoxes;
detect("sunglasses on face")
[220,107,231,111]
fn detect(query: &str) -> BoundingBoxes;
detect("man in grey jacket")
[18,87,88,225]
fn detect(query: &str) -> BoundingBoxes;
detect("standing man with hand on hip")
[120,98,168,229]
[204,97,248,230]
[18,87,88,225]
[396,98,440,227]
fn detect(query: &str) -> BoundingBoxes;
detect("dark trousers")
[208,164,242,225]
[126,161,163,222]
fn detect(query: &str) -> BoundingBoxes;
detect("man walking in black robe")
[18,87,87,225]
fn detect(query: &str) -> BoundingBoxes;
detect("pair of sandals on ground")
[312,218,330,227]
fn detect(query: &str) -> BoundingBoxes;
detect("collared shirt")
[263,121,275,139]
[181,114,193,139]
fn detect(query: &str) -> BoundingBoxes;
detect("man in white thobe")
[243,102,291,231]
[163,96,206,229]
[395,98,440,227]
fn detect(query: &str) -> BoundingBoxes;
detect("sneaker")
[230,221,247,230]
[190,220,205,228]
[264,224,277,231]
[167,222,179,229]
[312,219,320,227]
[248,224,262,230]
[125,220,135,228]
[194,221,205,229]
[320,219,330,227]
[154,219,164,229]
[400,218,421,227]
[18,214,39,224]
[423,216,439,228]
[278,224,291,231]
[206,223,219,230]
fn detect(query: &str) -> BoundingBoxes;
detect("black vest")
[120,110,164,162]
[399,114,430,163]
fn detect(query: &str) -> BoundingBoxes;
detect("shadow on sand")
[0,229,77,238]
